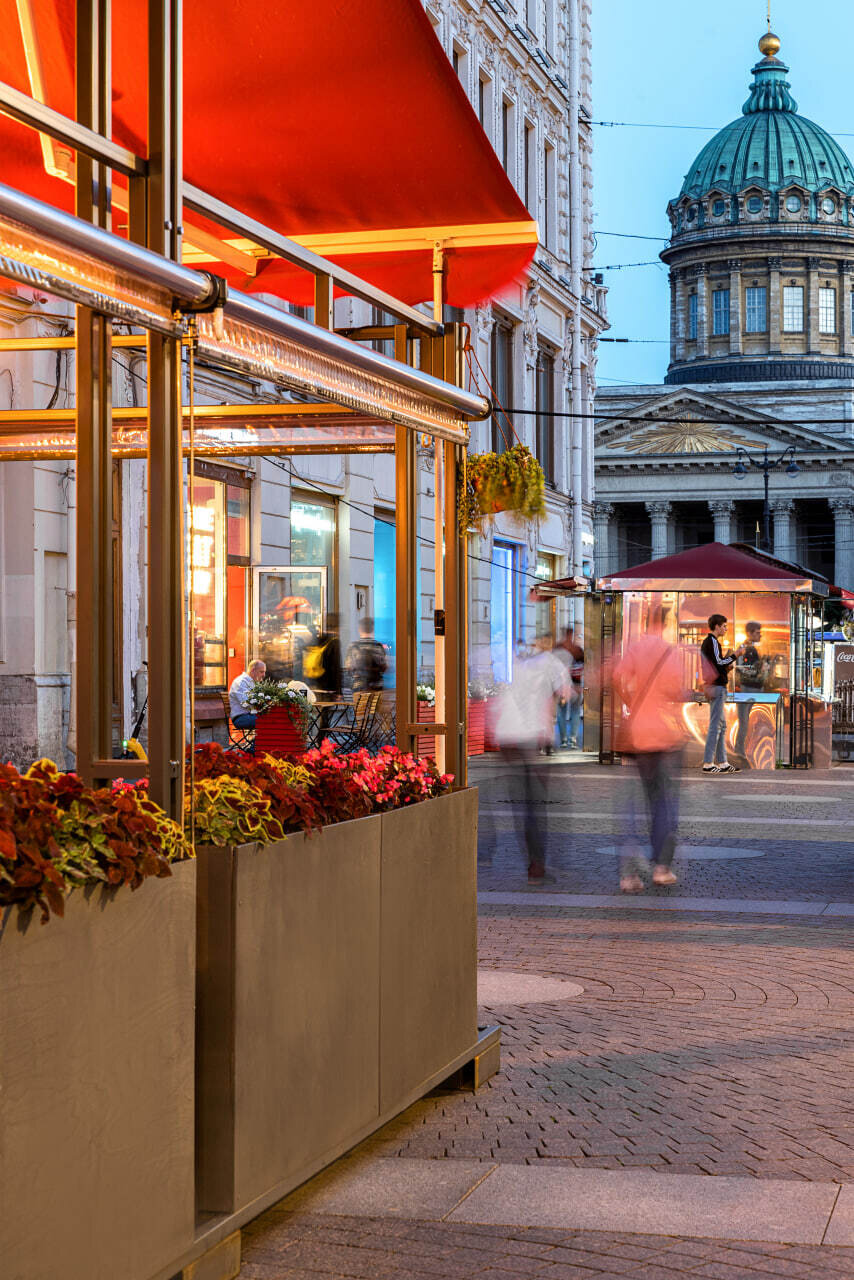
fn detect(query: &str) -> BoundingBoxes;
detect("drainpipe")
[568,0,584,627]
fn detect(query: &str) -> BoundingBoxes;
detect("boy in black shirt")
[700,614,743,774]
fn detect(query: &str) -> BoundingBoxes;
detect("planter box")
[484,697,500,751]
[0,861,196,1280]
[379,789,477,1112]
[254,704,305,756]
[196,816,383,1214]
[196,788,478,1218]
[467,697,486,755]
[416,699,435,757]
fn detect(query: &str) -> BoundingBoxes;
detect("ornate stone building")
[595,29,854,588]
[427,0,607,679]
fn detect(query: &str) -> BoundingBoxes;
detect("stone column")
[830,497,854,589]
[841,263,854,359]
[593,501,614,578]
[669,270,679,366]
[771,497,795,563]
[768,257,782,355]
[695,266,708,358]
[674,272,687,363]
[807,256,821,354]
[728,260,742,355]
[646,501,672,561]
[708,498,735,545]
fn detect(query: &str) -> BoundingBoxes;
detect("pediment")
[595,388,846,461]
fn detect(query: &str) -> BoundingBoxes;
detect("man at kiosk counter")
[700,615,744,774]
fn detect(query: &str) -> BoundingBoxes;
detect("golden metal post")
[394,327,417,755]
[442,325,467,787]
[146,0,186,818]
[74,0,114,785]
[432,253,446,770]
[314,273,334,329]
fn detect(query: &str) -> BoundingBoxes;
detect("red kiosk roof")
[1,0,537,307]
[600,542,826,594]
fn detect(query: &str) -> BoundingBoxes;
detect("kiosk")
[592,542,832,769]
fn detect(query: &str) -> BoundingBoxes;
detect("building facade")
[0,0,605,765]
[595,30,854,588]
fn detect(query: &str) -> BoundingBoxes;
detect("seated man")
[229,659,266,729]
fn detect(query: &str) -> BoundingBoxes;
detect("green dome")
[678,46,854,200]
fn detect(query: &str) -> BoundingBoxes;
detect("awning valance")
[599,542,828,596]
[1,0,537,308]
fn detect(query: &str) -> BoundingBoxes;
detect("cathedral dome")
[676,36,854,207]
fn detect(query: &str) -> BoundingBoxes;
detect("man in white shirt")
[229,659,266,729]
[494,638,568,884]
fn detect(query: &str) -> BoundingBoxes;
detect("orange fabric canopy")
[0,0,536,306]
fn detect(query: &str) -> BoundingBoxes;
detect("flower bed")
[0,760,191,925]
[186,740,452,846]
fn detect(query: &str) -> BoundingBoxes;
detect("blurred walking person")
[613,628,689,893]
[494,637,567,884]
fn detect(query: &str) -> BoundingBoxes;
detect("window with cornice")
[536,346,555,484]
[783,285,804,332]
[745,286,767,333]
[819,286,837,334]
[491,318,514,455]
[712,289,730,336]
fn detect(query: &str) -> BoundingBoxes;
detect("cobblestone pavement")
[241,764,854,1278]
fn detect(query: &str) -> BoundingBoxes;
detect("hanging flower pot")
[458,443,546,533]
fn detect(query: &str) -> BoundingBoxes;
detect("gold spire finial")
[759,6,780,60]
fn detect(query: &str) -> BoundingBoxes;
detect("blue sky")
[590,1,854,387]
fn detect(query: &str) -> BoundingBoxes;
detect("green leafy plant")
[459,443,546,532]
[0,760,190,924]
[243,678,312,731]
[189,776,286,847]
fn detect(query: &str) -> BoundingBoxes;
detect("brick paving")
[241,764,854,1278]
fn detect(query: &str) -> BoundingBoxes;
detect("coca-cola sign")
[834,645,854,677]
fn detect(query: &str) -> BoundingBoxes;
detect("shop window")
[254,565,326,683]
[290,497,336,607]
[490,541,519,684]
[491,317,514,453]
[783,285,804,332]
[819,286,837,335]
[190,463,252,690]
[534,552,557,641]
[535,345,555,484]
[745,286,767,333]
[712,288,730,336]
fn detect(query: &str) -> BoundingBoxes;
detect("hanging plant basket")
[459,443,546,533]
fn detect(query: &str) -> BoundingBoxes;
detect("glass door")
[253,566,327,682]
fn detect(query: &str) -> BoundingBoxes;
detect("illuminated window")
[819,286,837,334]
[782,285,804,332]
[190,464,251,690]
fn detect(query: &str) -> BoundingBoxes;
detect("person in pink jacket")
[612,629,690,894]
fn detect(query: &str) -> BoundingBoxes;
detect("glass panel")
[373,516,396,661]
[535,349,554,482]
[732,594,790,693]
[226,564,248,688]
[490,543,516,683]
[190,479,227,687]
[688,293,698,339]
[677,592,736,692]
[534,553,556,640]
[491,321,514,453]
[227,484,250,558]
[290,499,335,608]
[255,567,325,682]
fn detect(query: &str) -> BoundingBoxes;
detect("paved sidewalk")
[241,763,854,1278]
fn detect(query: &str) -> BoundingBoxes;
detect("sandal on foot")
[620,875,644,894]
[652,866,678,886]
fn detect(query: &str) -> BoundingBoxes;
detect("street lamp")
[731,445,799,553]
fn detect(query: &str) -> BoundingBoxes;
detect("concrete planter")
[196,788,478,1218]
[0,861,196,1280]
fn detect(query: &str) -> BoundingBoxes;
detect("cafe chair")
[324,691,383,754]
[218,690,255,753]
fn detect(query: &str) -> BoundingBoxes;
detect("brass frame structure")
[0,0,488,813]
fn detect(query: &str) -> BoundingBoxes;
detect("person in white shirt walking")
[229,659,266,730]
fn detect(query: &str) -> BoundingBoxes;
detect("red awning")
[829,585,854,609]
[1,0,537,307]
[599,541,827,594]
